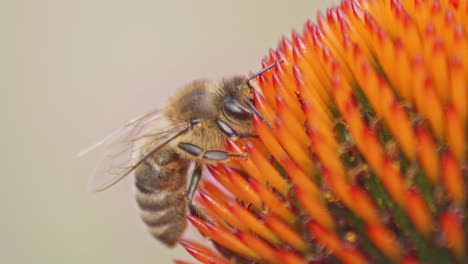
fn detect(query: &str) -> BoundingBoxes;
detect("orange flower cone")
[179,1,468,263]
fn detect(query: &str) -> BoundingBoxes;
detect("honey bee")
[82,62,279,247]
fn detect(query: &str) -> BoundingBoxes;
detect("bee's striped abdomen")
[134,148,190,247]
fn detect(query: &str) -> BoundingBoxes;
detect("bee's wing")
[80,109,187,192]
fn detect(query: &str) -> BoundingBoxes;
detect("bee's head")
[221,76,253,123]
[222,60,282,126]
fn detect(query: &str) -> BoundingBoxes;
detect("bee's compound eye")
[223,97,250,120]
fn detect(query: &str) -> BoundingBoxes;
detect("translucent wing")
[80,109,187,192]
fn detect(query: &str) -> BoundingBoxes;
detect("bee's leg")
[187,163,202,202]
[186,163,209,220]
[178,142,247,161]
[215,118,257,140]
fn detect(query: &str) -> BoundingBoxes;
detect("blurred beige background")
[2,0,336,263]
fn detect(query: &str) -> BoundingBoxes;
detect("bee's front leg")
[178,142,247,200]
[215,118,257,140]
[186,163,202,201]
[186,164,207,220]
[178,142,247,161]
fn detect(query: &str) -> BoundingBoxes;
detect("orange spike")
[301,24,331,89]
[280,157,320,199]
[391,40,413,102]
[415,125,440,183]
[249,178,295,223]
[423,80,445,139]
[322,166,352,206]
[296,186,335,229]
[207,165,261,209]
[340,99,364,143]
[252,114,289,163]
[349,185,380,223]
[274,116,313,172]
[405,189,433,236]
[237,232,278,263]
[227,202,280,244]
[358,126,384,177]
[276,249,307,264]
[395,6,421,57]
[273,58,296,95]
[451,22,468,76]
[430,41,449,100]
[294,63,331,123]
[307,126,345,178]
[198,191,246,231]
[411,56,429,117]
[385,100,416,161]
[187,215,212,236]
[303,100,336,150]
[336,246,368,264]
[200,174,232,202]
[278,36,293,60]
[226,139,266,185]
[330,69,352,111]
[381,158,406,207]
[224,167,263,209]
[276,95,309,147]
[293,43,330,105]
[356,59,382,116]
[445,103,465,161]
[449,56,467,122]
[441,151,465,205]
[244,141,290,195]
[307,220,343,253]
[263,214,307,252]
[179,239,230,264]
[366,223,401,260]
[440,211,465,259]
[202,221,258,259]
[317,11,346,66]
[257,71,276,108]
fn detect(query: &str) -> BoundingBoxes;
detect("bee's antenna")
[244,98,273,128]
[244,59,284,129]
[246,59,284,90]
